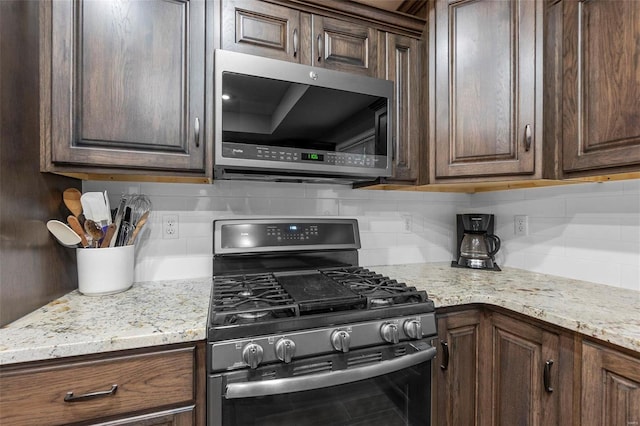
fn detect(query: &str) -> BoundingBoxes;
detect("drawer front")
[0,347,195,426]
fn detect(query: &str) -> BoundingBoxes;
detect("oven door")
[208,340,436,426]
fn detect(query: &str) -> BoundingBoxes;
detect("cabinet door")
[562,0,640,173]
[433,0,539,179]
[433,310,483,426]
[221,0,301,63]
[311,15,378,77]
[581,342,640,426]
[48,0,205,172]
[382,33,421,183]
[488,312,559,426]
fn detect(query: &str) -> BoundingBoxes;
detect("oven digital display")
[287,225,298,233]
[302,153,324,161]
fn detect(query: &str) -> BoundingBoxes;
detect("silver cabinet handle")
[194,117,200,148]
[226,345,436,399]
[317,34,323,62]
[64,384,118,402]
[524,124,532,152]
[293,28,298,58]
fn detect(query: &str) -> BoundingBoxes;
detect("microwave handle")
[317,34,323,62]
[225,344,436,399]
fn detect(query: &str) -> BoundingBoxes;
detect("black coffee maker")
[452,213,501,270]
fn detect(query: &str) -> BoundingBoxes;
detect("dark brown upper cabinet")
[221,0,378,77]
[41,0,207,177]
[379,33,422,184]
[430,0,543,181]
[560,0,640,175]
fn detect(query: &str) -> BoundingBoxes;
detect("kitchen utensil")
[81,192,111,226]
[115,207,132,247]
[67,215,89,248]
[109,195,128,247]
[100,223,117,248]
[129,194,152,227]
[84,219,104,248]
[62,188,83,218]
[46,220,82,248]
[127,211,149,245]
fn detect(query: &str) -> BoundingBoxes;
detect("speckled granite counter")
[0,278,212,366]
[373,263,640,353]
[1,264,639,366]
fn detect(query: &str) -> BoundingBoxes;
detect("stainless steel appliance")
[452,213,501,270]
[207,218,437,426]
[214,50,394,184]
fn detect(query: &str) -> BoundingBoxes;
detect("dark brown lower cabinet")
[581,341,640,426]
[433,309,485,426]
[434,308,576,426]
[487,312,560,426]
[0,342,206,426]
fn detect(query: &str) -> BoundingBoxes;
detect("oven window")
[220,361,430,426]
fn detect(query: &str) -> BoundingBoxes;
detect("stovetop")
[208,266,433,341]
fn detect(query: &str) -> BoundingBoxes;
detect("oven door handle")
[225,344,436,399]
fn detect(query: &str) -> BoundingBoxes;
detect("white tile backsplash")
[85,179,640,292]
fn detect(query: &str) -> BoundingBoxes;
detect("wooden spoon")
[67,215,89,248]
[84,219,104,248]
[63,188,83,218]
[100,224,117,248]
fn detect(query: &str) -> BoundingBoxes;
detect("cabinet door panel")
[581,342,640,426]
[434,310,482,426]
[49,0,205,171]
[562,0,640,172]
[312,16,377,77]
[489,313,558,426]
[434,0,537,178]
[221,0,300,63]
[384,33,420,183]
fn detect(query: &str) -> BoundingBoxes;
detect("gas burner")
[211,273,299,326]
[321,267,428,308]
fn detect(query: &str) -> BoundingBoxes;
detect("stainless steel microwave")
[214,50,393,184]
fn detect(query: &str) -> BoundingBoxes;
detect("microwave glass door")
[221,72,387,157]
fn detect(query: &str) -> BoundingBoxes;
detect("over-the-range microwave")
[214,49,394,184]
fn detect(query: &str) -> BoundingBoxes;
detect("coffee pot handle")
[486,235,501,258]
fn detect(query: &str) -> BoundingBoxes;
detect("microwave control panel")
[222,142,384,169]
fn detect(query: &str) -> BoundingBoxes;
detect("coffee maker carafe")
[453,214,501,270]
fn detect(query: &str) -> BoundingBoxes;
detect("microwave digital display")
[302,153,324,161]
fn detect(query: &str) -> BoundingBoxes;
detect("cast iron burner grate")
[212,273,299,324]
[320,267,428,308]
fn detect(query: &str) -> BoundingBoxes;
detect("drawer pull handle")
[64,384,118,402]
[440,341,449,370]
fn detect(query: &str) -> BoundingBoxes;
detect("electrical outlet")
[514,215,528,236]
[163,214,179,239]
[401,214,412,232]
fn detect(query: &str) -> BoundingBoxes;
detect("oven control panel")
[209,313,437,372]
[214,218,361,254]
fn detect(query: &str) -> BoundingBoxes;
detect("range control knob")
[403,319,423,340]
[380,323,400,344]
[241,343,264,369]
[275,338,296,363]
[331,330,351,353]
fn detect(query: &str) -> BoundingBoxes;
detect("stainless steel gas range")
[207,218,437,426]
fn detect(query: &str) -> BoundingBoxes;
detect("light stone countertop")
[0,278,212,366]
[373,263,640,353]
[1,263,639,366]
